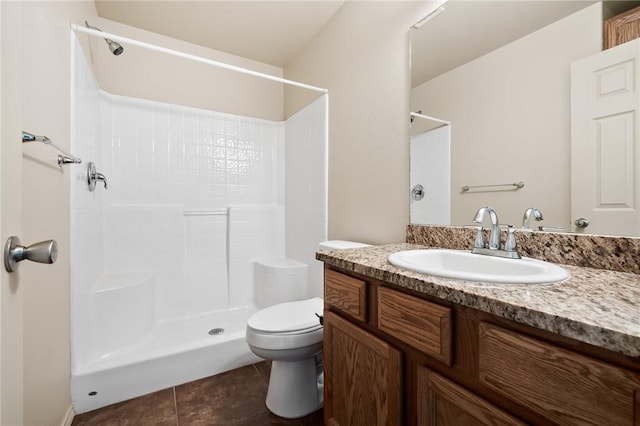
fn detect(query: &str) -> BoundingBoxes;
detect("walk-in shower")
[70,23,327,413]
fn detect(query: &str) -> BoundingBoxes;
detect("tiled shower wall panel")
[99,93,285,320]
[70,37,104,285]
[70,36,106,369]
[185,214,230,314]
[285,95,328,299]
[101,95,283,209]
[228,205,285,308]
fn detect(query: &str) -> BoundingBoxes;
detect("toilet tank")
[254,258,308,308]
[318,240,371,250]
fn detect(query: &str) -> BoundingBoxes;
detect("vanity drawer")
[324,268,367,321]
[377,286,452,365]
[479,322,640,426]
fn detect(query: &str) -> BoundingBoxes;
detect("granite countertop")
[317,243,640,358]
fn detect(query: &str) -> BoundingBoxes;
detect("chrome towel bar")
[461,181,524,193]
[22,131,82,167]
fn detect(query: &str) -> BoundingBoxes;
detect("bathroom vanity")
[318,229,640,425]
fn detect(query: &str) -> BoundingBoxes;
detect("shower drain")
[208,327,225,336]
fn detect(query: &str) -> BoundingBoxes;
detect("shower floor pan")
[71,305,261,413]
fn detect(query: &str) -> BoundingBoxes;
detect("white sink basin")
[388,249,570,284]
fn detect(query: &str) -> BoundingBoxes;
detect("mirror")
[410,0,640,236]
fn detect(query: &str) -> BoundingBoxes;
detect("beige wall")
[87,17,285,121]
[285,1,436,244]
[2,2,99,425]
[411,4,602,228]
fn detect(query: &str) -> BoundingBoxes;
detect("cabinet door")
[417,367,527,426]
[479,322,640,426]
[324,310,402,426]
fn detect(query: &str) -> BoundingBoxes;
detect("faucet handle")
[87,161,108,191]
[472,226,485,249]
[95,172,108,189]
[504,226,518,252]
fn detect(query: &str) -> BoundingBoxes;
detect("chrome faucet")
[473,207,500,249]
[471,207,521,259]
[522,207,543,229]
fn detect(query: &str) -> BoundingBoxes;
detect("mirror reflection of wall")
[409,1,640,236]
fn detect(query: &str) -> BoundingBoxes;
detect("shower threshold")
[71,306,261,413]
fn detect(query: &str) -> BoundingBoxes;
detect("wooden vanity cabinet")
[323,266,640,426]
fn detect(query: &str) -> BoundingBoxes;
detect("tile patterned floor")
[72,362,324,425]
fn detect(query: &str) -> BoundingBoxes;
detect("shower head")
[85,21,124,56]
[106,39,124,56]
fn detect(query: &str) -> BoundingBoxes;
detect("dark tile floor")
[72,362,324,425]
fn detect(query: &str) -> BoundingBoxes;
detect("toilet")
[245,240,370,418]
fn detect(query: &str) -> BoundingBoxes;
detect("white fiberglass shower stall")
[69,24,327,413]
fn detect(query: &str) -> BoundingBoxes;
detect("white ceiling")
[94,0,345,68]
[411,0,598,87]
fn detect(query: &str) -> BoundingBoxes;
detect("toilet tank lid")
[248,297,323,333]
[319,240,371,250]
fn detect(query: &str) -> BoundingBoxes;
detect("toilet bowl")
[246,241,370,418]
[246,297,324,419]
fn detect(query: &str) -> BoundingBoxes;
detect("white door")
[0,1,25,424]
[571,39,640,236]
[410,125,451,225]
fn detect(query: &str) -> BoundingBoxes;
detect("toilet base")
[266,357,323,419]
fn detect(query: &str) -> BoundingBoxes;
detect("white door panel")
[0,1,25,423]
[571,39,640,236]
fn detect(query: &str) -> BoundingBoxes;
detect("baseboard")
[61,405,75,426]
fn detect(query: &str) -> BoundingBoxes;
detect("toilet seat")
[246,297,324,351]
[248,297,323,334]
